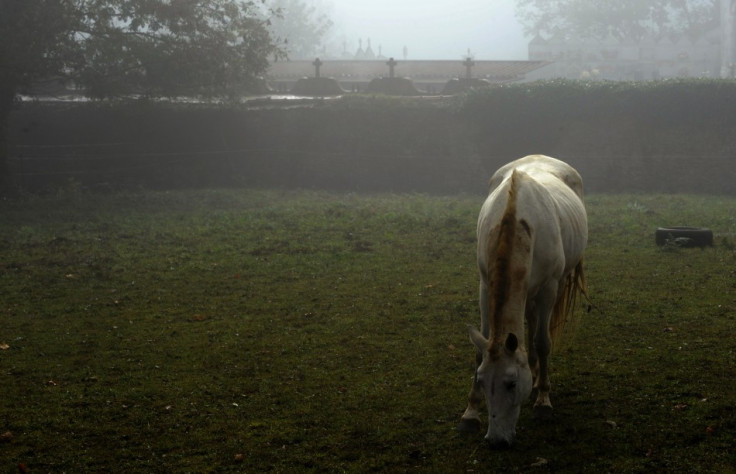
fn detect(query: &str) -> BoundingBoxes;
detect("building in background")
[529,1,736,80]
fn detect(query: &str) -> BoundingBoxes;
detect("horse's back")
[488,155,584,200]
[480,155,587,280]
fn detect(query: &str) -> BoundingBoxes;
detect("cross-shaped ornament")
[463,57,475,80]
[386,57,398,78]
[313,57,323,78]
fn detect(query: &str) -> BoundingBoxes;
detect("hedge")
[4,79,736,195]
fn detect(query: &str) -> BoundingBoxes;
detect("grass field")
[1,189,735,472]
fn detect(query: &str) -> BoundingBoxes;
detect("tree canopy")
[515,0,719,42]
[0,0,283,103]
[0,0,298,186]
[76,0,280,99]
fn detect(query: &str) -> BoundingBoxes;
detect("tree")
[515,0,718,41]
[1,1,78,185]
[1,3,74,128]
[266,0,333,59]
[0,0,283,186]
[1,0,282,101]
[77,0,281,98]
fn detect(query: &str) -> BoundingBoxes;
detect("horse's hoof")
[458,417,482,433]
[533,404,553,420]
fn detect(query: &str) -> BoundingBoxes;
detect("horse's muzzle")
[486,437,513,449]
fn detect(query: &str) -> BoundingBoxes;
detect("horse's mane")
[487,170,527,344]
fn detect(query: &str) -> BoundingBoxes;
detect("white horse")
[458,155,587,447]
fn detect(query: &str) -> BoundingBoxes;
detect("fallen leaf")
[706,425,716,434]
[530,457,548,467]
[234,453,244,462]
[46,380,58,386]
[191,314,207,322]
[0,431,12,442]
[0,342,9,350]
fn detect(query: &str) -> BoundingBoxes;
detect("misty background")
[329,0,527,60]
[270,0,728,72]
[270,0,527,60]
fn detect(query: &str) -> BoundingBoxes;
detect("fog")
[330,0,529,60]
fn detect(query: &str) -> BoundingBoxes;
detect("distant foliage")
[267,0,334,59]
[516,0,718,41]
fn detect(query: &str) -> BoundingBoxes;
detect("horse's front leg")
[458,280,490,433]
[532,282,556,419]
[525,300,539,387]
[458,349,484,433]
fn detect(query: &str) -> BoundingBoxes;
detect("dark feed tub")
[655,227,713,248]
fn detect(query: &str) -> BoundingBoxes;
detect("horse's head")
[469,328,533,447]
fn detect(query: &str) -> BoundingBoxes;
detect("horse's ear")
[468,326,488,352]
[505,333,519,354]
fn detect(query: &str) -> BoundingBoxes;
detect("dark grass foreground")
[1,189,735,471]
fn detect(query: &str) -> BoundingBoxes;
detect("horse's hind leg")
[532,282,556,419]
[525,300,539,386]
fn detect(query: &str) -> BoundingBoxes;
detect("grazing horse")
[458,155,587,446]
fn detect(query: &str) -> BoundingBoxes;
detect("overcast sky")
[329,0,529,60]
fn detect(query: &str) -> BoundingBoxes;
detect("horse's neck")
[491,266,529,345]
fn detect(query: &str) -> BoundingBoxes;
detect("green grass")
[1,189,735,472]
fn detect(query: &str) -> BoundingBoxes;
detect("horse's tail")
[549,259,587,349]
